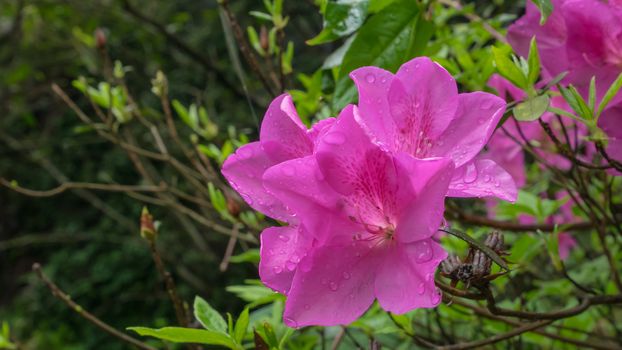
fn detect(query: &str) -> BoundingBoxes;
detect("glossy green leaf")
[307,0,368,46]
[514,94,549,121]
[333,0,433,109]
[492,46,528,89]
[194,296,228,334]
[127,327,237,348]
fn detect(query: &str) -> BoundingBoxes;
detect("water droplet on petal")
[304,304,311,310]
[431,288,442,305]
[290,254,301,263]
[324,132,346,145]
[278,234,290,242]
[415,240,433,263]
[381,77,387,84]
[365,73,376,83]
[273,266,283,274]
[484,175,491,182]
[342,272,351,280]
[417,282,426,295]
[329,281,339,291]
[286,261,297,271]
[284,317,298,328]
[463,163,478,184]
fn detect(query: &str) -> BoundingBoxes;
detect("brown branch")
[32,263,157,350]
[219,223,240,272]
[447,207,593,232]
[596,141,622,172]
[438,319,552,350]
[0,178,167,198]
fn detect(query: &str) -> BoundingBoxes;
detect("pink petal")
[262,156,354,243]
[308,118,336,145]
[391,57,459,142]
[259,226,313,295]
[488,74,526,102]
[350,66,396,149]
[260,94,313,163]
[221,142,291,221]
[394,154,454,243]
[429,92,506,167]
[282,242,378,327]
[448,158,518,202]
[316,105,401,227]
[374,239,446,314]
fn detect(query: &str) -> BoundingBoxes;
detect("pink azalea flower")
[349,57,517,201]
[261,105,453,327]
[508,0,622,103]
[558,233,578,260]
[221,94,334,222]
[598,106,622,164]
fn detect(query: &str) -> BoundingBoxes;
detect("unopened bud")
[227,197,241,218]
[95,28,107,50]
[140,206,157,241]
[260,26,269,52]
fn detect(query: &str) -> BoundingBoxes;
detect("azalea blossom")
[507,0,622,167]
[350,57,517,201]
[261,105,453,327]
[221,94,334,222]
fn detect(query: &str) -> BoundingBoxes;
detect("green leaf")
[597,72,622,118]
[193,296,228,334]
[440,228,509,270]
[527,37,540,86]
[588,76,597,113]
[333,0,433,109]
[307,0,368,46]
[530,0,553,25]
[229,249,260,264]
[127,327,237,348]
[492,46,528,89]
[233,308,249,343]
[514,94,549,121]
[559,85,592,120]
[368,0,397,12]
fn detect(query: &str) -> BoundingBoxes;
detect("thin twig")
[0,178,166,197]
[32,263,157,350]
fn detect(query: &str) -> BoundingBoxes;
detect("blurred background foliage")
[3,0,620,349]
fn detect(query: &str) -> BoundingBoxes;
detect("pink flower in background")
[508,0,622,102]
[262,106,453,327]
[221,94,334,222]
[598,106,622,164]
[350,57,517,201]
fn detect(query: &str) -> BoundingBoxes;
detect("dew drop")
[324,132,346,145]
[417,282,426,295]
[329,281,339,291]
[284,317,298,328]
[365,73,376,83]
[415,240,433,263]
[463,163,478,184]
[273,266,283,274]
[286,261,297,271]
[304,304,311,310]
[431,288,442,305]
[484,175,492,182]
[342,272,351,280]
[290,254,301,263]
[381,77,387,84]
[278,234,290,242]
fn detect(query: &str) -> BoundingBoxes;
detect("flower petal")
[259,226,314,295]
[283,242,378,327]
[350,66,396,148]
[221,142,291,221]
[260,94,313,163]
[394,154,454,243]
[391,57,459,141]
[448,158,518,201]
[262,156,354,243]
[429,92,506,168]
[374,240,446,314]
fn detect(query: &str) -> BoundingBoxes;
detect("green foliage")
[194,296,228,334]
